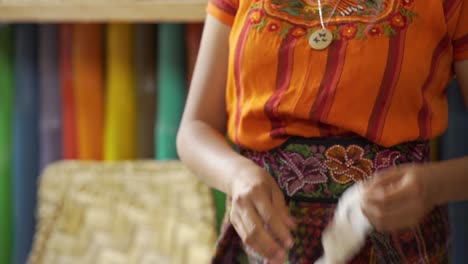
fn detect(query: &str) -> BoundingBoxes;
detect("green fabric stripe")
[0,24,14,264]
[155,24,186,160]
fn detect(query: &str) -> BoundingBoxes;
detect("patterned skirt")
[212,137,450,264]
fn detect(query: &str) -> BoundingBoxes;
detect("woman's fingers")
[364,180,412,213]
[230,166,297,262]
[253,187,294,249]
[362,168,430,232]
[232,199,286,262]
[272,185,297,230]
[365,169,404,191]
[363,195,424,232]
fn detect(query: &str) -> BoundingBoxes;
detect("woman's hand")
[230,163,296,263]
[361,165,437,232]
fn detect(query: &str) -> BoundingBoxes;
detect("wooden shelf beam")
[0,0,207,22]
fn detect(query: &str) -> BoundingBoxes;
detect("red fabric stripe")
[265,35,297,138]
[234,21,251,145]
[418,34,450,140]
[211,0,238,16]
[366,30,407,142]
[443,0,462,20]
[60,24,78,159]
[308,40,348,136]
[454,34,468,53]
[317,40,348,121]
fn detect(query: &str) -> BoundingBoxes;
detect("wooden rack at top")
[0,0,208,22]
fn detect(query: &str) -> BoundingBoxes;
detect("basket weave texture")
[28,161,217,264]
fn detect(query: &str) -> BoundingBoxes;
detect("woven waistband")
[241,137,430,203]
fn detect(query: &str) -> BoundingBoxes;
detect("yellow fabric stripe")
[104,23,136,160]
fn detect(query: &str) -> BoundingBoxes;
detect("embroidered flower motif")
[303,5,318,14]
[303,182,320,193]
[267,22,281,32]
[291,26,307,38]
[374,150,400,172]
[340,24,358,40]
[324,145,373,184]
[246,151,267,168]
[278,152,327,196]
[369,25,383,36]
[402,0,414,7]
[408,143,430,162]
[310,145,318,153]
[250,10,264,24]
[246,150,280,172]
[389,13,407,29]
[270,3,281,9]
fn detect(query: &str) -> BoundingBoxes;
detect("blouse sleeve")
[453,0,468,61]
[206,0,239,27]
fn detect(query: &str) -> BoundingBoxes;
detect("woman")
[177,0,468,263]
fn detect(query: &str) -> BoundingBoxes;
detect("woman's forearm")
[177,16,246,195]
[428,156,468,205]
[177,121,253,196]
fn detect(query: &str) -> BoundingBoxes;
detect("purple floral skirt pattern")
[212,138,450,264]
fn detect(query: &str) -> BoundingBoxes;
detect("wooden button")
[309,29,333,50]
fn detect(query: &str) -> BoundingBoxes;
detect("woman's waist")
[227,101,448,151]
[240,137,430,202]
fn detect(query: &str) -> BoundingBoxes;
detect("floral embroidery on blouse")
[249,0,418,40]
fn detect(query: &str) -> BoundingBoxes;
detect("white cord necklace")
[309,0,343,50]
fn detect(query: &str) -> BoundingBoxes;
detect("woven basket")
[28,161,217,264]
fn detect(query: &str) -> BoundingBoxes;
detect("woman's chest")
[230,0,451,54]
[228,0,452,89]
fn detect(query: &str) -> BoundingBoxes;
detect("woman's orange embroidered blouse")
[207,0,468,150]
